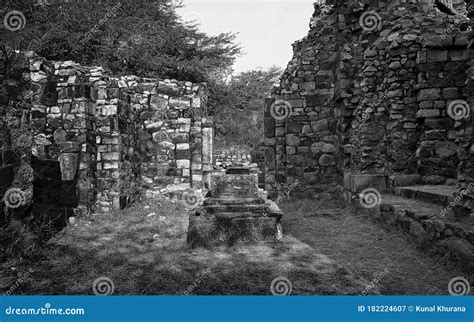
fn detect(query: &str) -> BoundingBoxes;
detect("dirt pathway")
[281,197,472,295]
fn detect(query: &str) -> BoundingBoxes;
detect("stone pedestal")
[187,166,283,248]
[344,173,387,193]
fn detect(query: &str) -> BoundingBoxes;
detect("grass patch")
[0,198,371,295]
[280,196,472,295]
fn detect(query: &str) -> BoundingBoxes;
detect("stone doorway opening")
[31,157,77,240]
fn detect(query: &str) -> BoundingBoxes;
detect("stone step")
[394,185,474,221]
[226,166,257,175]
[214,212,269,219]
[210,172,259,199]
[205,205,266,215]
[394,185,458,207]
[359,194,474,270]
[204,198,264,206]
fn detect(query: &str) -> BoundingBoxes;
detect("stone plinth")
[344,173,387,193]
[210,167,259,199]
[187,166,283,248]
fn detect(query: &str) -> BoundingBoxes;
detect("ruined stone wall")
[141,80,212,198]
[32,58,96,212]
[0,47,34,225]
[265,0,473,198]
[214,146,253,168]
[0,48,211,216]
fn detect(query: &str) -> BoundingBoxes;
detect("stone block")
[176,143,190,150]
[311,119,328,132]
[59,153,79,181]
[210,173,259,199]
[417,88,441,101]
[177,160,190,169]
[175,149,190,160]
[319,154,336,167]
[442,87,459,99]
[422,35,453,48]
[202,127,213,166]
[102,152,120,161]
[311,142,336,154]
[187,210,281,248]
[286,134,300,146]
[169,98,190,109]
[435,142,457,158]
[301,82,316,90]
[427,50,448,63]
[389,174,421,187]
[345,173,387,193]
[416,109,440,118]
[103,162,119,170]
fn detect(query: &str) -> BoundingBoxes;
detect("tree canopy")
[1,0,241,82]
[210,66,282,148]
[1,0,282,148]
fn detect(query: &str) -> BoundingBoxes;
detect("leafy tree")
[1,0,280,149]
[0,0,241,82]
[210,66,282,148]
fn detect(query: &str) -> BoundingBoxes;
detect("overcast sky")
[175,0,314,74]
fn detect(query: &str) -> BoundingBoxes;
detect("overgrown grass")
[0,198,371,295]
[280,195,472,295]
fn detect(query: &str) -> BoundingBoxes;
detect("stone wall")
[214,146,253,168]
[0,47,211,218]
[265,0,473,198]
[0,47,34,225]
[140,80,212,197]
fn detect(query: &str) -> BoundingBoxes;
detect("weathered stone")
[311,142,336,154]
[416,109,440,118]
[311,119,328,132]
[435,142,457,158]
[177,160,190,169]
[319,154,336,167]
[286,134,300,146]
[417,89,441,101]
[427,50,448,63]
[59,153,78,181]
